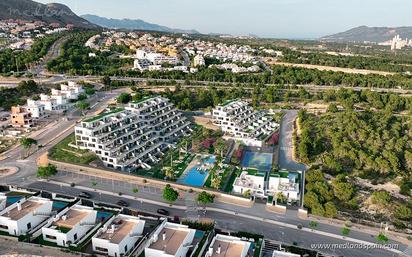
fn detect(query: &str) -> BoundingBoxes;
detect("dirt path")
[265,59,395,76]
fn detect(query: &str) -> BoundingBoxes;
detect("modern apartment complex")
[92,214,145,257]
[212,100,279,146]
[75,96,192,172]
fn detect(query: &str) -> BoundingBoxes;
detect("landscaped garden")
[49,134,97,165]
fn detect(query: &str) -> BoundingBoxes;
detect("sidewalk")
[45,179,405,256]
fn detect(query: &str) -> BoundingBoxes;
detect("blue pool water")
[52,201,69,211]
[96,211,113,222]
[242,151,273,172]
[195,230,205,238]
[6,196,23,205]
[178,155,216,187]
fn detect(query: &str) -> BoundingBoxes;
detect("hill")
[0,0,98,29]
[321,26,412,43]
[81,14,199,34]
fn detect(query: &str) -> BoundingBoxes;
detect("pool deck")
[177,155,213,186]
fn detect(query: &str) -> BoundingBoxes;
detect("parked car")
[117,200,129,207]
[78,192,92,199]
[157,208,169,216]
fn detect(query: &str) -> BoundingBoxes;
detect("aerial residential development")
[0,1,412,257]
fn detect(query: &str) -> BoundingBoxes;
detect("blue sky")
[37,0,411,39]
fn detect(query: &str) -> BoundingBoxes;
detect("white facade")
[0,197,53,236]
[212,100,279,147]
[267,172,300,201]
[24,99,45,118]
[205,234,251,257]
[193,55,205,67]
[92,214,145,257]
[232,171,266,197]
[42,205,97,247]
[60,81,85,100]
[75,96,192,172]
[145,222,196,257]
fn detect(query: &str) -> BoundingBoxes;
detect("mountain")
[0,0,98,29]
[321,26,412,43]
[81,14,199,34]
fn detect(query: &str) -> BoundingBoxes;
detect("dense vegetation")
[47,32,132,75]
[0,80,48,110]
[297,109,411,179]
[0,34,62,74]
[280,49,412,73]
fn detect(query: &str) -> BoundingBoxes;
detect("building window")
[95,247,108,252]
[27,222,32,230]
[46,234,57,240]
[73,233,78,241]
[124,245,128,252]
[0,225,8,230]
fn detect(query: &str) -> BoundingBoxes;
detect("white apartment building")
[205,234,251,257]
[60,81,85,100]
[267,172,300,202]
[75,96,192,172]
[232,170,266,197]
[92,214,145,257]
[23,99,45,118]
[145,222,196,257]
[0,197,53,236]
[42,205,97,247]
[212,100,279,147]
[193,54,205,67]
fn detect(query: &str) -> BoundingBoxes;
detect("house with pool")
[145,222,196,257]
[92,214,145,257]
[0,196,53,236]
[205,234,254,257]
[212,99,279,147]
[41,204,98,247]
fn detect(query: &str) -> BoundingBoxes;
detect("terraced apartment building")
[212,100,279,146]
[75,96,192,172]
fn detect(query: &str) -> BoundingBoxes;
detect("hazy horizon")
[36,0,412,39]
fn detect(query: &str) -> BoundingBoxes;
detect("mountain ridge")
[321,25,412,43]
[81,14,199,34]
[0,0,98,29]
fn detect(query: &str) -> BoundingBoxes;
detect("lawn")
[49,134,97,165]
[223,168,242,193]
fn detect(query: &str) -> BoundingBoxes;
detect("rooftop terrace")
[149,227,189,255]
[1,199,44,221]
[97,217,142,244]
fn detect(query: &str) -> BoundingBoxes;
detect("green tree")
[342,227,350,236]
[132,188,139,199]
[37,165,57,179]
[197,191,215,205]
[371,191,391,206]
[324,202,338,218]
[376,233,389,243]
[77,101,90,116]
[327,103,339,113]
[163,184,179,203]
[117,93,132,104]
[309,221,318,229]
[20,137,38,157]
[332,182,354,202]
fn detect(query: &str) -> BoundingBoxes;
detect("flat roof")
[84,108,124,123]
[149,227,189,255]
[97,217,141,244]
[209,239,245,257]
[52,209,91,229]
[1,199,44,221]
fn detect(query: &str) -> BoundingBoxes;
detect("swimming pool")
[52,201,69,211]
[242,151,273,172]
[6,196,23,205]
[178,155,216,187]
[96,211,113,222]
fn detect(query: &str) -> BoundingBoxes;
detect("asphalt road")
[26,181,408,257]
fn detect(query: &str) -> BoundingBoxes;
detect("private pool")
[178,155,216,187]
[242,151,273,172]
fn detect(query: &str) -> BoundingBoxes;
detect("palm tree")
[163,167,175,180]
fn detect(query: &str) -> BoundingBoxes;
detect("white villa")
[232,170,266,197]
[205,234,251,257]
[75,96,192,172]
[92,214,145,257]
[0,197,53,236]
[42,205,97,247]
[267,172,300,202]
[145,222,196,257]
[212,100,279,147]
